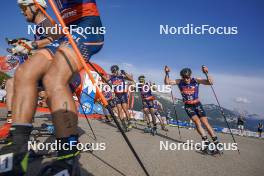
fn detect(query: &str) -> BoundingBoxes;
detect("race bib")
[0,153,13,173]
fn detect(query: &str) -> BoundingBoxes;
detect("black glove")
[120,70,126,75]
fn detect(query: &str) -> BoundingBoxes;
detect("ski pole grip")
[165,65,170,77]
[202,65,209,75]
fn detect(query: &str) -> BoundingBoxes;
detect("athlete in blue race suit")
[0,0,104,175]
[138,75,159,135]
[164,66,221,154]
[108,65,134,131]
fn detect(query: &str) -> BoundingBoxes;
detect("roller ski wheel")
[144,127,152,133]
[127,121,133,131]
[161,126,169,132]
[151,126,157,136]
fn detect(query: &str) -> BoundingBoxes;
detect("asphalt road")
[0,109,264,176]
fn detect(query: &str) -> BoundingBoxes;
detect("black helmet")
[180,68,192,78]
[110,65,119,73]
[138,75,145,81]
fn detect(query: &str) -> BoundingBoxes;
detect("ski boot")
[127,120,133,131]
[38,154,81,176]
[0,125,32,175]
[41,123,55,135]
[144,126,152,133]
[199,137,211,155]
[151,126,157,136]
[161,125,169,132]
[209,140,224,155]
[0,142,30,175]
[121,120,128,132]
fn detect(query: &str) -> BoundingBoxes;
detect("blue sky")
[0,0,264,115]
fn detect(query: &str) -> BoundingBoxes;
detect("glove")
[120,70,126,75]
[6,38,30,47]
[7,40,38,55]
[164,66,170,75]
[202,65,209,74]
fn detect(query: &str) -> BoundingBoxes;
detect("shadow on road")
[101,120,185,144]
[90,153,127,176]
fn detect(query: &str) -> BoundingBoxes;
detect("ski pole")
[201,65,240,154]
[165,66,182,139]
[47,1,150,175]
[77,96,97,141]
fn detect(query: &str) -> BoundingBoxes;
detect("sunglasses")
[111,69,117,73]
[182,76,190,79]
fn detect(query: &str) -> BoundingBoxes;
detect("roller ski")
[37,155,81,176]
[127,120,133,131]
[151,126,157,136]
[144,125,152,133]
[161,125,169,132]
[208,142,224,155]
[121,120,129,132]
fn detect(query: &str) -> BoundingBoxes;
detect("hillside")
[133,92,262,131]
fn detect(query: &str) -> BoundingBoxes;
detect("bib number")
[0,153,13,173]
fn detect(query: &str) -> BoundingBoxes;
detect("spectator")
[257,122,263,138]
[237,115,245,136]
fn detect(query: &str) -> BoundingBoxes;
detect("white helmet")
[17,0,47,8]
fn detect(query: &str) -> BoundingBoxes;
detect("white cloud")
[234,97,251,104]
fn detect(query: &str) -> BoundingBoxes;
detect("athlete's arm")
[122,71,134,82]
[34,37,53,48]
[164,76,180,85]
[103,75,110,82]
[164,66,180,85]
[158,101,164,111]
[196,76,213,85]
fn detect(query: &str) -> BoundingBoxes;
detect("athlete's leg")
[200,117,216,137]
[116,103,124,120]
[0,51,53,175]
[12,51,52,124]
[149,108,157,125]
[143,108,152,133]
[115,103,128,130]
[191,116,206,137]
[121,103,130,121]
[112,106,118,116]
[43,47,79,138]
[0,78,14,138]
[143,108,151,124]
[5,78,14,121]
[6,78,14,115]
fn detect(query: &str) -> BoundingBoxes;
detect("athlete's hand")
[6,38,31,47]
[120,70,126,75]
[202,65,209,74]
[7,40,37,55]
[164,66,170,74]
